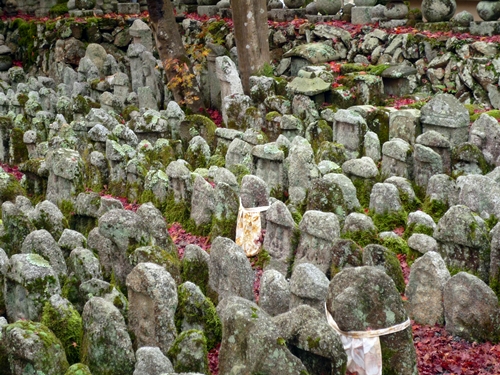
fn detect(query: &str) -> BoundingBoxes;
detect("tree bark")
[146,0,204,111]
[231,0,271,94]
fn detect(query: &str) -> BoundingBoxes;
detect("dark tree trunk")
[146,0,204,111]
[232,0,271,94]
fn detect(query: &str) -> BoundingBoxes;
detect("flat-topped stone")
[117,3,140,14]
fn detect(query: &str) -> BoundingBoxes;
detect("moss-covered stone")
[363,244,406,294]
[315,141,347,165]
[64,363,92,375]
[182,115,217,151]
[41,299,83,365]
[167,329,209,374]
[307,120,333,154]
[130,245,182,285]
[306,177,347,218]
[11,127,29,164]
[4,320,69,374]
[175,282,221,351]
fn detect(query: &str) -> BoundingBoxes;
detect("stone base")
[69,9,104,17]
[414,22,453,32]
[351,6,374,25]
[117,3,140,14]
[378,18,408,28]
[268,9,306,21]
[197,5,218,17]
[383,77,413,97]
[305,15,340,23]
[470,21,500,36]
[174,4,198,14]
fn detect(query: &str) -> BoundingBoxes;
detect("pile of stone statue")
[1,5,500,375]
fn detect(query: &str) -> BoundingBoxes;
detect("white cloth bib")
[235,199,270,257]
[325,303,411,375]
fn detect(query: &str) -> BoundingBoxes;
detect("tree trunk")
[146,0,204,112]
[232,0,271,94]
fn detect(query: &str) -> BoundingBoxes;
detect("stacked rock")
[477,0,500,21]
[351,0,377,25]
[269,0,306,21]
[421,0,456,22]
[380,0,409,27]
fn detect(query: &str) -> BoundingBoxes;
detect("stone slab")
[197,5,219,17]
[268,8,306,21]
[351,6,374,25]
[117,3,140,14]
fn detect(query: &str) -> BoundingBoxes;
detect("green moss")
[452,142,491,175]
[484,215,499,232]
[164,192,191,227]
[0,173,25,203]
[228,164,250,185]
[422,197,448,223]
[185,145,208,170]
[209,213,237,239]
[251,306,259,319]
[65,363,92,375]
[381,345,398,375]
[277,337,286,346]
[341,229,381,248]
[208,154,225,168]
[59,199,74,228]
[339,63,390,76]
[6,320,69,372]
[50,0,69,17]
[403,222,434,240]
[351,177,375,209]
[489,274,500,300]
[17,93,28,107]
[41,301,83,365]
[249,248,271,269]
[175,284,222,350]
[266,111,281,122]
[315,141,347,165]
[255,62,275,77]
[309,120,333,154]
[11,127,29,164]
[121,105,139,121]
[181,255,210,298]
[306,178,346,218]
[287,227,303,278]
[11,19,38,69]
[183,114,217,150]
[61,275,80,308]
[131,245,182,285]
[371,210,407,233]
[365,107,390,144]
[73,95,90,115]
[399,191,421,213]
[382,236,420,266]
[306,336,321,350]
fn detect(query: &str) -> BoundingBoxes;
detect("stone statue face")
[130,291,156,347]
